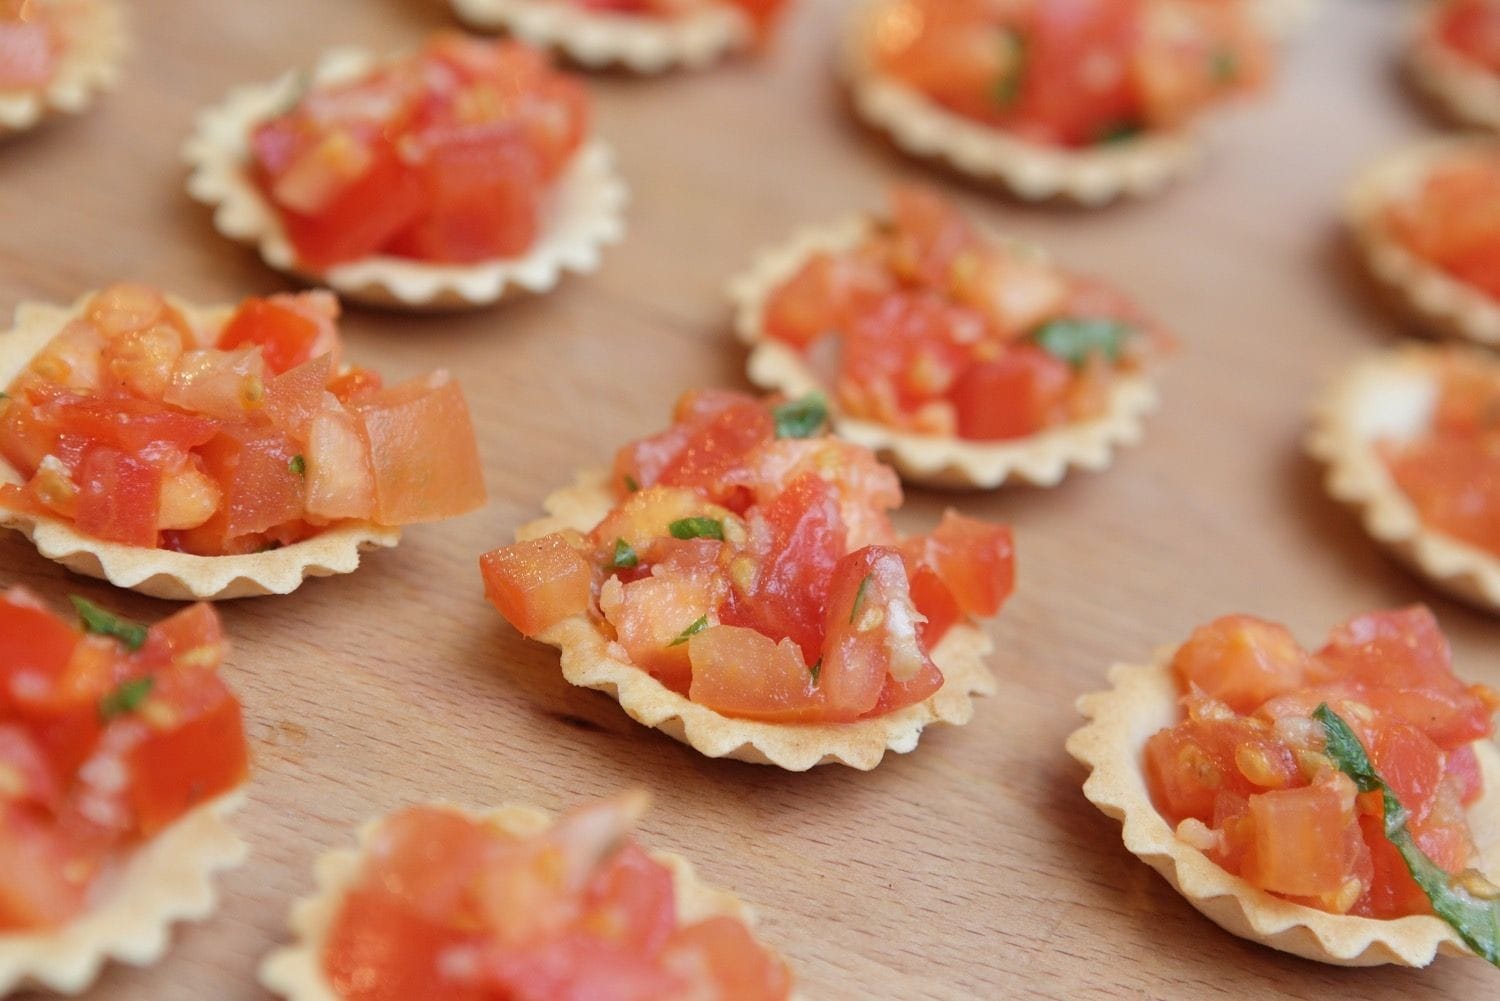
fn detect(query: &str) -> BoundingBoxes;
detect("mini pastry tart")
[1345,137,1500,347]
[0,286,487,600]
[260,795,797,1000]
[0,591,251,993]
[1409,0,1500,132]
[0,0,127,136]
[448,0,755,73]
[729,188,1163,488]
[1307,344,1500,612]
[842,0,1268,204]
[1069,609,1500,967]
[480,391,1008,771]
[183,34,626,310]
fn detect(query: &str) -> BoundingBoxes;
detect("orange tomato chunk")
[481,534,593,637]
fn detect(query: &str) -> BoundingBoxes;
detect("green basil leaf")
[289,454,306,476]
[622,474,640,493]
[808,658,822,686]
[611,538,638,570]
[772,393,829,440]
[991,29,1029,107]
[71,596,148,651]
[1211,50,1238,84]
[1315,704,1500,967]
[1095,120,1144,145]
[100,677,154,720]
[849,573,874,625]
[669,517,724,541]
[667,615,710,647]
[1031,318,1133,368]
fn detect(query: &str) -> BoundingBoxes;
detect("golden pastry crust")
[182,47,627,311]
[259,802,791,1000]
[1307,344,1500,613]
[0,296,400,600]
[1345,136,1500,347]
[729,217,1159,489]
[0,793,247,995]
[840,0,1202,205]
[1253,0,1322,38]
[0,0,127,136]
[511,469,997,771]
[1408,0,1500,132]
[449,0,751,73]
[1067,652,1500,967]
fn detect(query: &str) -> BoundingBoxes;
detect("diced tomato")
[904,510,1015,618]
[303,408,376,522]
[127,687,248,836]
[324,888,488,1001]
[42,393,219,455]
[195,425,306,541]
[137,602,223,671]
[485,934,681,1000]
[217,293,339,376]
[0,590,79,712]
[0,725,61,810]
[902,559,961,649]
[580,842,678,954]
[660,916,794,1001]
[0,17,56,90]
[1170,615,1309,715]
[950,345,1073,441]
[1243,774,1361,898]
[365,806,497,921]
[613,391,776,505]
[481,534,594,638]
[818,546,932,722]
[164,346,270,423]
[74,446,161,546]
[328,366,384,405]
[686,625,824,723]
[602,565,726,694]
[262,354,334,437]
[0,808,88,931]
[762,252,893,348]
[351,374,487,524]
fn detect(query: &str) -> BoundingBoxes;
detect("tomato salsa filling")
[1383,148,1500,302]
[1144,608,1498,919]
[762,187,1167,441]
[1379,353,1500,557]
[563,0,787,36]
[322,796,792,1001]
[0,0,60,92]
[0,589,248,931]
[481,389,1015,724]
[249,33,589,269]
[867,0,1267,149]
[0,284,487,556]
[1433,0,1500,73]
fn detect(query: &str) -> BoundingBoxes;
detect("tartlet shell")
[1408,0,1500,133]
[449,0,751,73]
[0,0,127,136]
[0,792,247,995]
[0,296,400,600]
[1067,652,1500,967]
[1307,343,1500,613]
[259,801,791,1000]
[512,469,997,771]
[840,0,1201,205]
[1253,0,1322,38]
[728,217,1160,488]
[182,47,627,311]
[1344,136,1500,347]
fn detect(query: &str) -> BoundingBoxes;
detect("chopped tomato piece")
[216,293,338,376]
[74,446,161,546]
[481,534,593,638]
[351,374,487,525]
[1170,615,1309,715]
[904,510,1015,618]
[687,625,824,722]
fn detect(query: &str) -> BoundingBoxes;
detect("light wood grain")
[1,0,1497,997]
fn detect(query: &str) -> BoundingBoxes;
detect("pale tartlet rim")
[509,468,997,771]
[0,0,127,135]
[0,792,247,995]
[0,295,401,600]
[1306,343,1500,613]
[182,46,628,312]
[727,215,1160,489]
[258,800,797,1000]
[448,0,751,73]
[1344,135,1500,347]
[1066,649,1500,967]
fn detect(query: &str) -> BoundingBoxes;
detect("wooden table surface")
[2,0,1498,997]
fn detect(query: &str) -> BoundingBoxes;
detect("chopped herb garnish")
[1031,318,1134,368]
[809,658,822,686]
[1095,120,1144,145]
[99,677,154,720]
[991,29,1029,107]
[669,517,724,541]
[772,393,829,440]
[611,538,638,569]
[849,573,874,625]
[289,454,306,476]
[1315,704,1500,967]
[622,474,640,493]
[0,391,8,401]
[1210,50,1238,84]
[70,596,148,651]
[667,615,710,647]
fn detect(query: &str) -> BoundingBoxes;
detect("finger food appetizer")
[1346,136,1500,347]
[260,793,796,1001]
[0,0,125,136]
[0,589,248,994]
[449,0,789,73]
[730,186,1166,487]
[184,32,626,310]
[479,389,1007,770]
[1309,344,1500,612]
[0,285,487,599]
[1069,607,1500,967]
[841,0,1270,204]
[1410,0,1500,132]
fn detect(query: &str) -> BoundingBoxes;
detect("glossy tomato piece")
[302,407,376,522]
[0,590,79,712]
[74,445,161,546]
[761,251,891,349]
[43,392,219,455]
[350,374,486,524]
[837,292,975,428]
[904,510,1015,618]
[902,559,961,650]
[660,916,794,1001]
[581,841,678,954]
[481,534,594,638]
[216,293,339,376]
[0,808,88,932]
[194,424,306,542]
[949,344,1072,440]
[1242,774,1362,898]
[601,560,727,695]
[1169,615,1310,715]
[818,546,932,722]
[364,807,496,921]
[612,390,776,505]
[126,679,247,836]
[686,625,824,723]
[324,887,487,1001]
